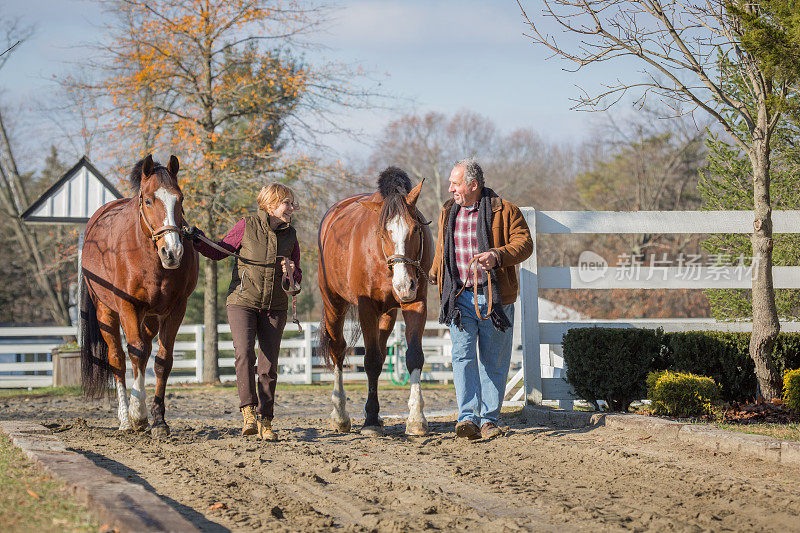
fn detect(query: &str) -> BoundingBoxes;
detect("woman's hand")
[282,258,295,276]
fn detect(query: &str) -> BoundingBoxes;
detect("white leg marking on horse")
[330,366,350,430]
[386,214,414,300]
[155,187,183,264]
[116,380,131,431]
[129,370,147,422]
[406,368,428,435]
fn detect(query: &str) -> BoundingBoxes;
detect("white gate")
[514,210,800,408]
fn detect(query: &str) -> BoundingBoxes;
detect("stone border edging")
[0,421,200,533]
[521,405,800,466]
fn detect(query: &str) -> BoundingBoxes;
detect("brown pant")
[227,305,287,419]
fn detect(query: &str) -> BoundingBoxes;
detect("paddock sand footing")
[0,420,199,533]
[523,405,800,465]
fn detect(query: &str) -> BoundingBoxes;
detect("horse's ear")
[142,154,154,178]
[406,178,424,207]
[167,155,180,177]
[358,200,382,213]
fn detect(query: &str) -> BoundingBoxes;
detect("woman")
[194,183,302,441]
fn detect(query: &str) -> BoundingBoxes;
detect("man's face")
[448,165,479,206]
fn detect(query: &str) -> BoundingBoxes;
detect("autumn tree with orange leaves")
[91,0,372,381]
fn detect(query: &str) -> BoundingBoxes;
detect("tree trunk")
[749,132,782,400]
[202,207,220,383]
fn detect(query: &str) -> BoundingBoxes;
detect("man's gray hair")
[454,157,484,188]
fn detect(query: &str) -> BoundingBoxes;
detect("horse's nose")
[158,247,180,268]
[408,278,417,294]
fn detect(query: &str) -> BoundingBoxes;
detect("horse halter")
[380,223,429,285]
[138,192,183,247]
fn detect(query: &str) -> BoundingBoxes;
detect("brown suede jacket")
[430,194,533,305]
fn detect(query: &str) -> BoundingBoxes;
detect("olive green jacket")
[226,209,297,311]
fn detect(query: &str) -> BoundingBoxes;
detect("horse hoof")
[151,424,170,438]
[360,425,384,437]
[405,420,429,436]
[129,417,149,432]
[330,418,351,433]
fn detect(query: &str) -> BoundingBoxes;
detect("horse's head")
[133,154,185,270]
[362,178,429,303]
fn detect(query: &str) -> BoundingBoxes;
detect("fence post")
[520,208,542,404]
[304,323,313,384]
[194,324,204,383]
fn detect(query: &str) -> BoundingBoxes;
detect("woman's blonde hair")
[257,182,295,212]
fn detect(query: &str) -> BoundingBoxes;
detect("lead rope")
[454,256,493,320]
[278,256,303,332]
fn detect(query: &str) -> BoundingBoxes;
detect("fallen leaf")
[638,435,652,440]
[209,502,227,510]
[26,489,39,499]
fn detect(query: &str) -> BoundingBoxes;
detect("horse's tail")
[80,274,112,398]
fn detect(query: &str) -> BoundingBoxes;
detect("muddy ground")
[3,386,800,532]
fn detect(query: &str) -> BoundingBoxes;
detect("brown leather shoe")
[481,422,503,440]
[455,420,480,439]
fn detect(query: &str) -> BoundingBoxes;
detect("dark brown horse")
[80,154,198,436]
[318,167,432,436]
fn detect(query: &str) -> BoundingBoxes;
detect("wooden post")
[520,208,542,404]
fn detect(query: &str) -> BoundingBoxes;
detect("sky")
[1,0,631,172]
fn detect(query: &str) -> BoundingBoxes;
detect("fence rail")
[518,208,800,409]
[0,321,525,391]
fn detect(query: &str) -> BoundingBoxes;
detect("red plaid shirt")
[454,203,484,287]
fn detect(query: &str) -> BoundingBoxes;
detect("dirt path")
[3,387,800,531]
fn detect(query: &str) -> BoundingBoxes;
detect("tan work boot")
[241,405,257,436]
[258,418,277,441]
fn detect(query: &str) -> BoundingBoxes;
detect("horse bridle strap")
[454,257,493,321]
[139,194,182,246]
[381,227,429,286]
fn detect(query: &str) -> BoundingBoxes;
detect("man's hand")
[473,251,497,270]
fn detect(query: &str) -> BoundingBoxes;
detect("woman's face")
[269,196,295,224]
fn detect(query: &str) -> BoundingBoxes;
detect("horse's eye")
[144,199,152,207]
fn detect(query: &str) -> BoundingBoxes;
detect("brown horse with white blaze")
[318,167,432,436]
[80,154,198,436]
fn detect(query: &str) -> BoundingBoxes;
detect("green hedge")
[562,328,800,407]
[562,327,663,412]
[784,369,800,412]
[646,370,721,417]
[664,332,800,402]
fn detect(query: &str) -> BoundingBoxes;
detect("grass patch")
[0,433,98,532]
[0,387,83,399]
[713,422,800,442]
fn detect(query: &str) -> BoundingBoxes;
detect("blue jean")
[449,291,515,426]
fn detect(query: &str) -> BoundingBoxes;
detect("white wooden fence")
[0,322,525,389]
[9,209,800,407]
[514,209,800,409]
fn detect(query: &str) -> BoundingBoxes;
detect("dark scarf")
[439,187,511,332]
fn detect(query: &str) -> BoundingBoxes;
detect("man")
[430,158,533,439]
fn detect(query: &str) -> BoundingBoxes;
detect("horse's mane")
[128,157,176,193]
[377,166,415,230]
